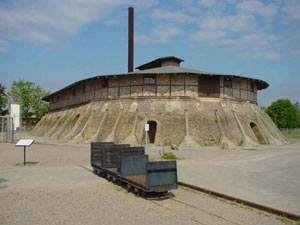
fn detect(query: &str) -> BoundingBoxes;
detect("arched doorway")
[250,122,265,144]
[147,121,157,144]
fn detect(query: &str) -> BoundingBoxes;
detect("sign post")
[16,139,34,165]
[144,118,149,147]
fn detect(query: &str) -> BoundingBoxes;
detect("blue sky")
[0,0,300,106]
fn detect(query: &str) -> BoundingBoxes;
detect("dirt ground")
[0,140,299,225]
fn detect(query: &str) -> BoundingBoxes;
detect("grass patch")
[160,152,184,160]
[230,200,238,206]
[149,157,156,162]
[279,215,293,224]
[115,186,123,192]
[14,162,38,166]
[280,129,300,139]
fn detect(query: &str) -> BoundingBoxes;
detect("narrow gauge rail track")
[81,164,300,222]
[149,196,242,225]
[79,165,300,222]
[178,181,300,222]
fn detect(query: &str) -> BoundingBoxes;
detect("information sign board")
[15,139,34,165]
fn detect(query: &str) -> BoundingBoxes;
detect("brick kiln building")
[32,56,287,147]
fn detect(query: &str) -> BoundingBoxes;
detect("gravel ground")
[168,140,300,215]
[0,142,296,225]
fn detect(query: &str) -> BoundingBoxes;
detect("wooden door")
[198,75,220,98]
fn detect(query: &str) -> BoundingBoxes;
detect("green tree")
[294,102,300,128]
[260,106,267,112]
[294,102,300,117]
[0,84,8,116]
[266,99,300,128]
[8,80,50,118]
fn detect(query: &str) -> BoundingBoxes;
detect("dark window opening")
[57,95,60,102]
[224,77,232,88]
[102,79,108,88]
[144,76,155,85]
[198,75,220,98]
[147,121,157,144]
[73,89,76,96]
[82,85,86,93]
[250,122,266,144]
[250,82,254,92]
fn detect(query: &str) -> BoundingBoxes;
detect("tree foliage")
[294,102,300,117]
[260,106,267,112]
[0,84,8,116]
[266,99,300,128]
[8,80,50,118]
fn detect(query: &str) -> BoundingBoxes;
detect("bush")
[171,144,179,150]
[220,140,229,149]
[266,99,300,128]
[160,152,184,160]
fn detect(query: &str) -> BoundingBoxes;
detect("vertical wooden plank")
[247,79,249,101]
[142,75,144,96]
[107,77,109,99]
[169,74,171,96]
[184,74,186,96]
[240,77,242,101]
[155,74,157,97]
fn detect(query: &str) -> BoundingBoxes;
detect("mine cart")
[91,142,177,193]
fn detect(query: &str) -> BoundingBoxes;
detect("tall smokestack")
[128,7,134,73]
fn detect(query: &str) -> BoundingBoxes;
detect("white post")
[145,117,148,147]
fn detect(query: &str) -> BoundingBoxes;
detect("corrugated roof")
[43,65,269,101]
[135,56,184,70]
[130,65,228,75]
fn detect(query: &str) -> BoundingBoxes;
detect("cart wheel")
[117,180,122,185]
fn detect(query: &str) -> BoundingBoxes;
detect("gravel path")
[0,142,295,225]
[170,141,300,215]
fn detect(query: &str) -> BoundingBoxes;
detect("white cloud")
[135,33,150,44]
[104,19,121,25]
[199,14,255,32]
[188,0,296,60]
[236,0,278,22]
[292,49,300,58]
[259,3,277,21]
[0,39,9,52]
[223,33,279,48]
[0,0,158,49]
[153,24,181,43]
[282,0,300,21]
[150,9,194,23]
[136,24,181,45]
[190,30,226,42]
[236,0,263,12]
[197,0,219,7]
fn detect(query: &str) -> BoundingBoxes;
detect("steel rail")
[178,181,300,221]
